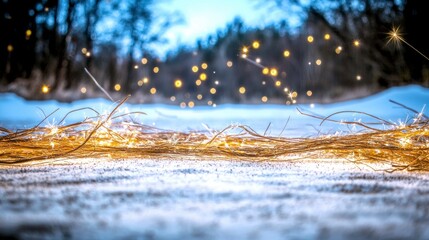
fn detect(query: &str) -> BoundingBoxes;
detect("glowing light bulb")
[80,87,87,94]
[199,73,207,81]
[262,68,269,75]
[42,84,49,94]
[261,96,268,102]
[239,86,246,94]
[270,68,278,77]
[316,59,322,65]
[141,58,148,64]
[306,90,312,96]
[192,66,198,72]
[226,61,233,67]
[252,41,260,49]
[307,35,314,43]
[174,79,183,88]
[150,87,157,94]
[7,45,13,52]
[201,63,208,69]
[283,50,290,57]
[210,88,216,94]
[153,67,159,73]
[114,84,121,91]
[324,34,330,40]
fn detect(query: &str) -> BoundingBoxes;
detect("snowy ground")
[1,85,429,239]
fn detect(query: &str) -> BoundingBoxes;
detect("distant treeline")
[0,0,428,104]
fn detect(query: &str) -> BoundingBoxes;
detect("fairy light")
[356,75,362,81]
[252,41,260,49]
[180,102,186,108]
[283,50,290,58]
[335,46,342,54]
[141,58,148,64]
[241,53,247,58]
[174,79,183,88]
[197,94,203,100]
[210,88,216,94]
[283,88,288,92]
[150,87,157,94]
[388,26,429,61]
[153,67,159,73]
[143,77,149,84]
[201,63,208,69]
[42,84,50,94]
[353,40,360,47]
[262,68,269,75]
[195,79,202,86]
[255,58,261,63]
[239,86,246,94]
[137,80,143,86]
[275,80,281,87]
[199,73,207,81]
[85,52,91,57]
[80,87,87,94]
[81,48,87,54]
[261,96,268,102]
[242,46,249,53]
[170,96,176,102]
[324,34,330,40]
[134,65,139,69]
[7,44,13,52]
[292,91,298,98]
[269,69,277,77]
[188,101,195,108]
[25,29,32,37]
[307,35,314,43]
[226,61,233,67]
[192,66,199,72]
[114,84,121,91]
[306,90,313,96]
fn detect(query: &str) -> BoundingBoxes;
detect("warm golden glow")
[192,65,198,72]
[197,94,203,100]
[262,68,269,75]
[85,52,91,57]
[7,44,13,52]
[239,86,246,94]
[210,88,216,94]
[356,75,362,81]
[283,50,290,58]
[354,40,360,47]
[199,73,207,81]
[316,59,322,65]
[41,84,49,94]
[26,29,32,37]
[207,100,213,106]
[242,46,249,53]
[141,58,148,64]
[261,96,268,102]
[174,79,183,88]
[188,101,195,108]
[114,84,121,91]
[180,102,186,108]
[307,35,314,43]
[137,80,143,86]
[255,58,261,63]
[81,48,87,54]
[270,68,278,77]
[324,34,330,40]
[201,63,208,69]
[292,91,298,98]
[335,46,342,54]
[252,41,260,49]
[195,79,202,86]
[133,65,138,69]
[143,77,149,84]
[275,81,281,87]
[153,67,159,73]
[80,87,87,94]
[226,61,233,67]
[150,87,157,94]
[306,90,313,96]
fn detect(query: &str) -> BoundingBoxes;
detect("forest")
[0,0,428,105]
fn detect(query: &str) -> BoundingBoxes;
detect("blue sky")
[156,0,287,56]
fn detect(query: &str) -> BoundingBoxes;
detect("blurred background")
[0,0,428,105]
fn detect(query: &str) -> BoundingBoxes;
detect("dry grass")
[0,96,428,172]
